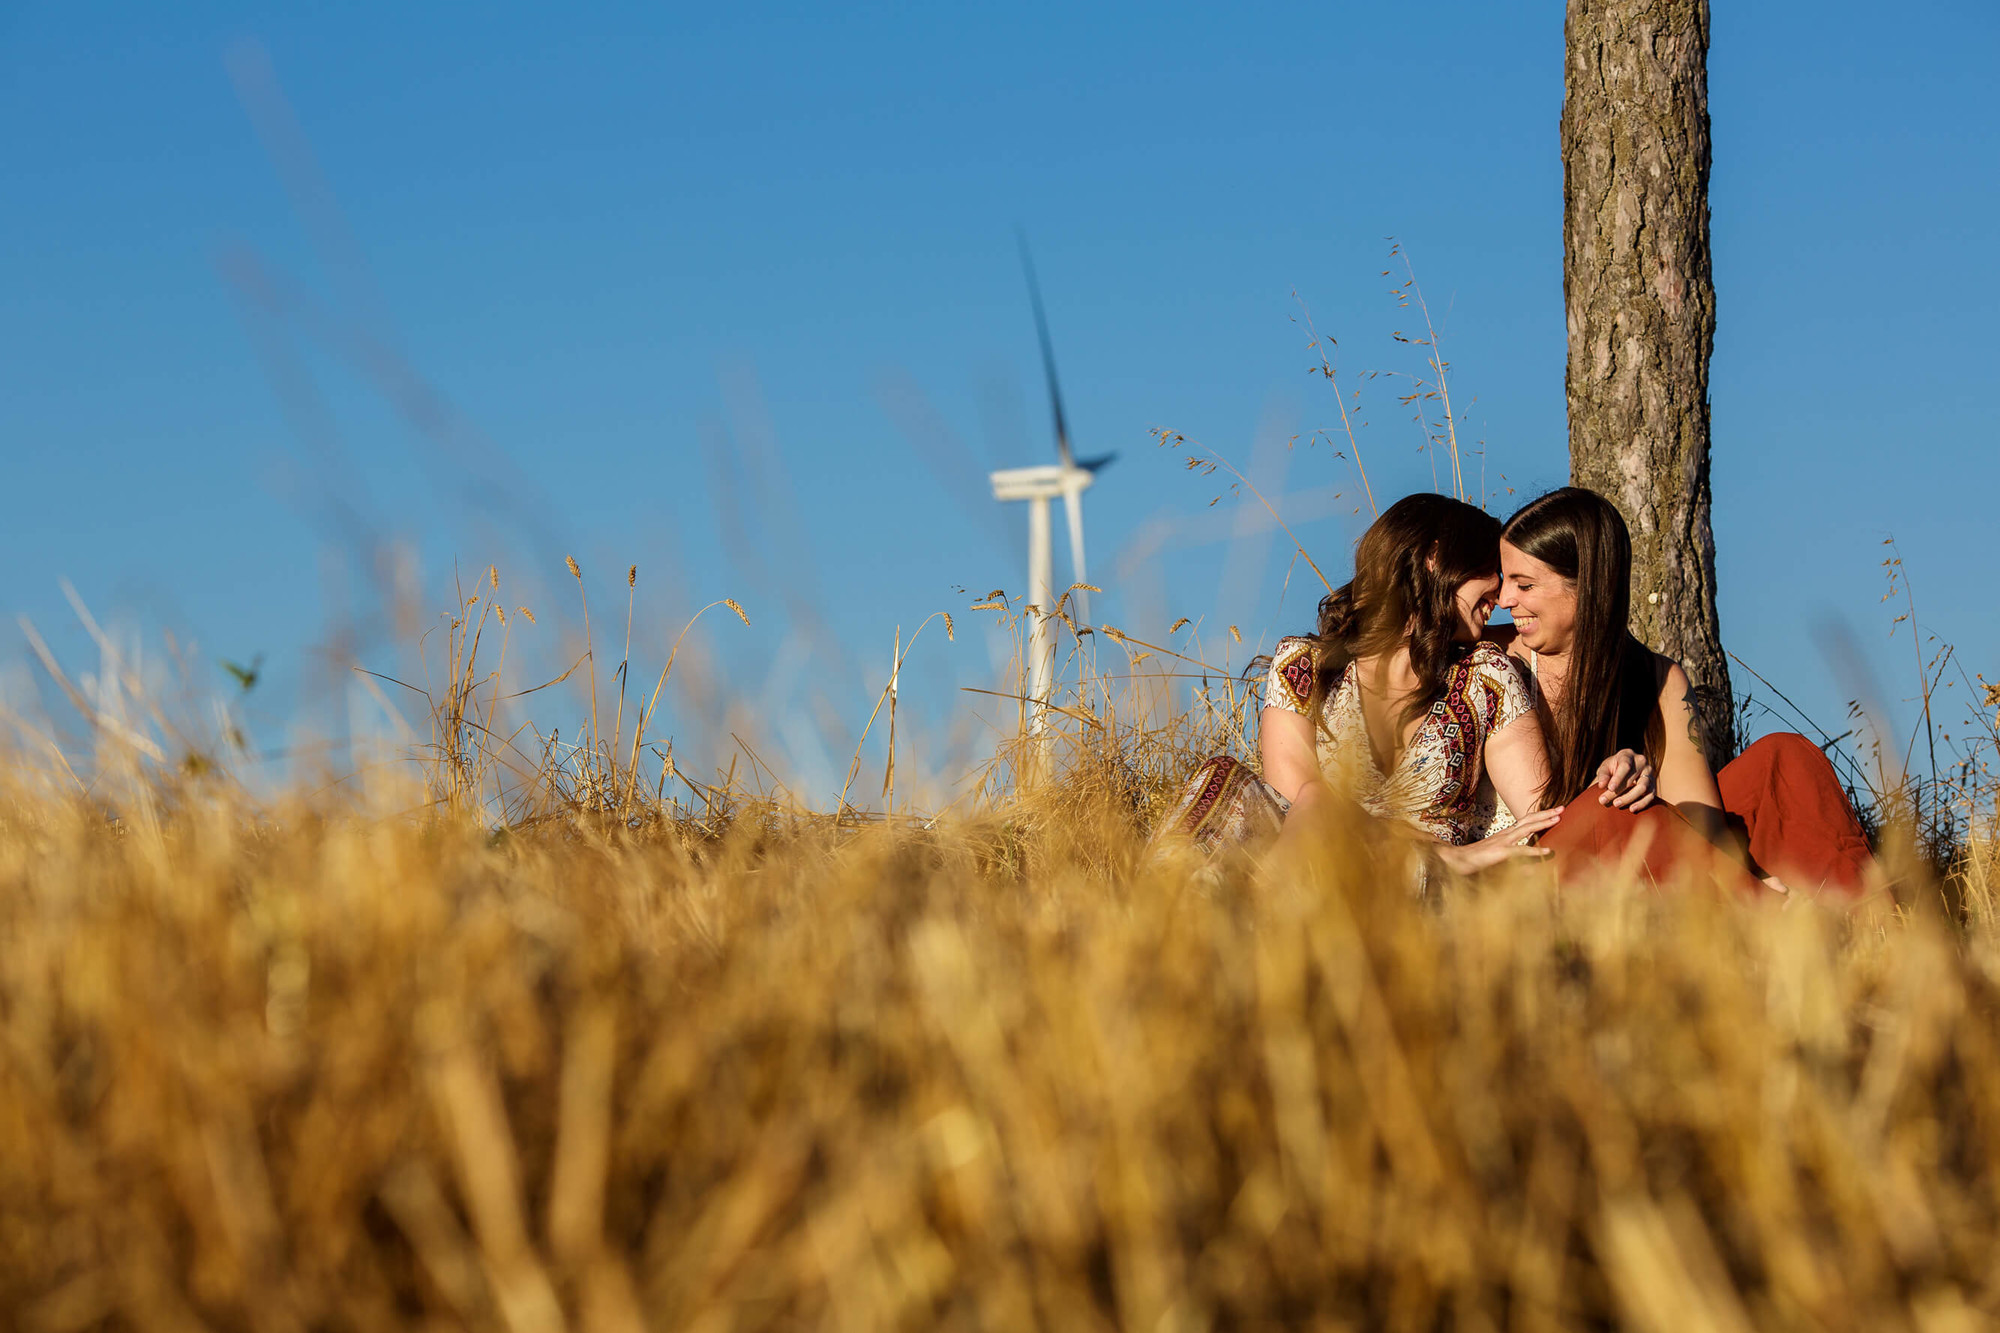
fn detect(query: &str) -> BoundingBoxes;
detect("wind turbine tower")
[989,239,1115,734]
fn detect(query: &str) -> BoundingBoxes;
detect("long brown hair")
[1501,487,1661,804]
[1307,493,1502,725]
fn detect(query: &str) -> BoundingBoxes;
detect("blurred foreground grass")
[7,562,2000,1330]
[4,749,2000,1332]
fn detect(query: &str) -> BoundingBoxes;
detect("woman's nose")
[1496,584,1519,609]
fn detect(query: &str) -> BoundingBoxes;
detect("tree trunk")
[1562,0,1735,768]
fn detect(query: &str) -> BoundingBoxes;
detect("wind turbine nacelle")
[989,464,1095,502]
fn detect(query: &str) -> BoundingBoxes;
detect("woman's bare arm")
[1653,661,1732,845]
[1260,704,1344,857]
[1259,705,1321,804]
[1483,710,1551,818]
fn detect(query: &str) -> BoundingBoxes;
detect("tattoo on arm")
[1683,687,1706,751]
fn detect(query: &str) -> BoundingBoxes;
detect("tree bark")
[1562,0,1735,767]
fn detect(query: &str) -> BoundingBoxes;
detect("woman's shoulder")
[1646,650,1688,700]
[1270,634,1320,677]
[1463,636,1529,680]
[1649,656,1708,727]
[1450,639,1535,726]
[1263,635,1322,715]
[1478,625,1538,682]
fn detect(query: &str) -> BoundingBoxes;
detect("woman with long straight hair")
[1160,492,1558,878]
[1493,487,1871,894]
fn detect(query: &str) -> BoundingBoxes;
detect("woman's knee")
[1737,731,1827,772]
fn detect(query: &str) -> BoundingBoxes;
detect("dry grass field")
[3,574,1999,1332]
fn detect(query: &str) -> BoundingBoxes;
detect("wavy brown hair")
[1501,487,1663,804]
[1302,493,1502,726]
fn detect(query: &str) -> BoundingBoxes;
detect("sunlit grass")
[4,561,2000,1330]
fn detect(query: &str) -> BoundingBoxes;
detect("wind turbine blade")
[1063,485,1090,625]
[1016,231,1074,470]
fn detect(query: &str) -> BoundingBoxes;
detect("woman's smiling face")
[1453,572,1503,643]
[1498,539,1577,653]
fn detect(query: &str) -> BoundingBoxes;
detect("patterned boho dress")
[1159,636,1535,855]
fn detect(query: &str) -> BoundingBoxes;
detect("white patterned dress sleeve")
[1263,637,1319,717]
[1467,640,1534,734]
[1462,641,1537,840]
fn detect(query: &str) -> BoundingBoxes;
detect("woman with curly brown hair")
[1160,493,1559,877]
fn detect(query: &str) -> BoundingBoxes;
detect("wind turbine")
[989,238,1115,733]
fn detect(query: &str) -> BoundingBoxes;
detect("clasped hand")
[1593,748,1656,810]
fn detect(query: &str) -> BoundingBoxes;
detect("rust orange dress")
[1540,731,1873,896]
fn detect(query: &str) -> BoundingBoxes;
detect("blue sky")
[3,2,1995,801]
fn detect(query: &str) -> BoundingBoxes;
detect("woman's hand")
[1435,807,1564,875]
[1593,748,1657,810]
